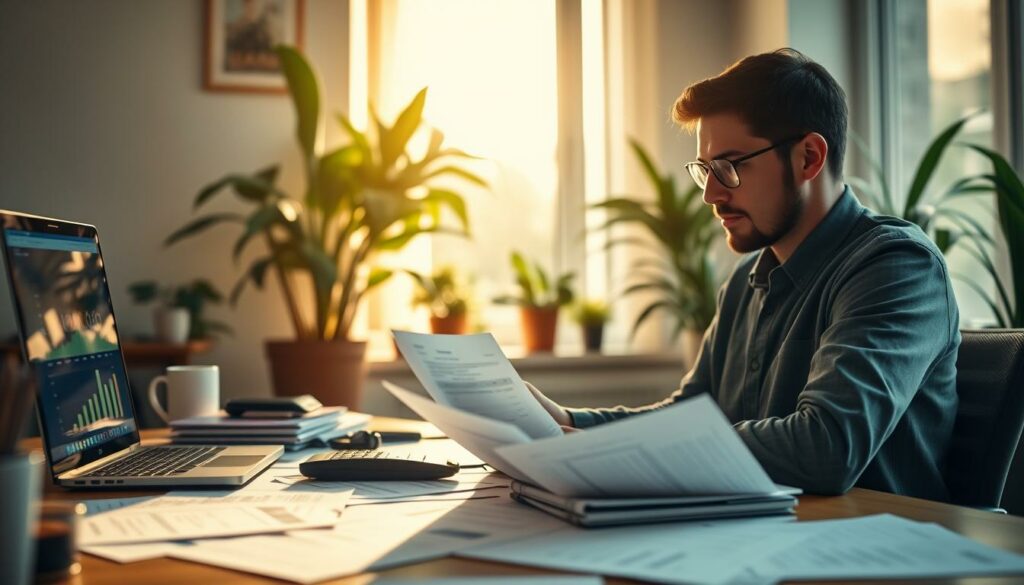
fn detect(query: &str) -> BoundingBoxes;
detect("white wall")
[0,0,349,412]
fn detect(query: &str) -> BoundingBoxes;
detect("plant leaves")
[276,45,321,166]
[165,213,245,247]
[381,87,427,170]
[904,115,972,216]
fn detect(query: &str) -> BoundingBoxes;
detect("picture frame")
[203,0,305,94]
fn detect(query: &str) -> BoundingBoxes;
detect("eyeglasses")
[685,135,804,190]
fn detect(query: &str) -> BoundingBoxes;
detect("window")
[884,0,995,326]
[351,0,610,355]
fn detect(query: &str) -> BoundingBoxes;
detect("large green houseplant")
[593,139,721,360]
[166,46,484,406]
[849,114,1024,327]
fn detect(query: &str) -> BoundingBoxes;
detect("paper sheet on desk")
[493,394,777,497]
[371,579,604,585]
[371,578,605,585]
[462,515,800,585]
[80,493,352,545]
[392,330,562,439]
[726,514,1024,584]
[168,495,566,584]
[384,381,534,480]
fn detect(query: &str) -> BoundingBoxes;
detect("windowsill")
[369,350,684,374]
[363,350,686,416]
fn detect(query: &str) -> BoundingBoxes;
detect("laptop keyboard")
[82,446,225,478]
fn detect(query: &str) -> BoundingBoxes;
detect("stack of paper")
[80,490,353,563]
[170,408,370,450]
[388,331,790,507]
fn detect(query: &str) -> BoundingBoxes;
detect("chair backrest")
[944,329,1024,508]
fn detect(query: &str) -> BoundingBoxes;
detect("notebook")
[510,480,800,527]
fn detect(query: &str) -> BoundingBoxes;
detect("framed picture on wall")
[203,0,305,94]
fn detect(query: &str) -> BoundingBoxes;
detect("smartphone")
[224,395,323,418]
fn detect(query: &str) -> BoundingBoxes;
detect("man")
[529,48,960,500]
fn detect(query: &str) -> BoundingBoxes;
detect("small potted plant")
[405,267,473,335]
[572,299,611,353]
[128,280,232,343]
[494,251,575,353]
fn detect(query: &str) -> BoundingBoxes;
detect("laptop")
[0,210,282,487]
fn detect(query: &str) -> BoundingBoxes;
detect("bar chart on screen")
[68,368,125,434]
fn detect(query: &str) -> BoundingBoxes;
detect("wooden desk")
[26,421,1024,585]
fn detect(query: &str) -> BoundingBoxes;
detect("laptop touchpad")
[202,456,264,467]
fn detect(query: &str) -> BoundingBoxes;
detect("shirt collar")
[748,185,865,291]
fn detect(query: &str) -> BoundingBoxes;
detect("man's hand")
[525,381,573,428]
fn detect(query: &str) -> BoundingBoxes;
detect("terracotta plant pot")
[520,306,559,353]
[582,324,604,353]
[264,339,367,408]
[430,313,468,335]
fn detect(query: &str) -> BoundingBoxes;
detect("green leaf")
[965,143,1024,325]
[316,145,361,217]
[335,112,372,161]
[234,166,281,202]
[629,139,663,198]
[381,87,427,170]
[904,115,973,216]
[373,225,464,251]
[276,45,321,165]
[421,165,489,187]
[229,257,274,306]
[510,251,537,306]
[366,268,394,290]
[232,204,292,261]
[421,189,470,233]
[165,213,245,247]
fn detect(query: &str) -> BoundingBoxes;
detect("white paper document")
[80,496,351,545]
[384,381,534,480]
[392,330,562,439]
[388,375,777,499]
[370,578,605,585]
[462,516,800,585]
[168,495,565,584]
[494,394,777,497]
[727,514,1024,583]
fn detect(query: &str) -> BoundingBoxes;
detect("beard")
[721,166,803,254]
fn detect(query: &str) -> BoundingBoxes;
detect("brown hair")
[673,48,848,179]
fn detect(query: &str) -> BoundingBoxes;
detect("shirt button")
[749,359,761,371]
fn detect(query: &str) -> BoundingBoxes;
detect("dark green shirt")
[568,187,960,500]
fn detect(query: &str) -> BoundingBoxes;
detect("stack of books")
[170,407,371,450]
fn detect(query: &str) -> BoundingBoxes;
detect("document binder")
[509,480,800,527]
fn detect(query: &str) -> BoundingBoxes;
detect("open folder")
[386,331,799,524]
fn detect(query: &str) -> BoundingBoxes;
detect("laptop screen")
[2,222,138,472]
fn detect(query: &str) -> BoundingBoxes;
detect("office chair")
[943,329,1024,510]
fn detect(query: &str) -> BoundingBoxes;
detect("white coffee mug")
[147,365,220,424]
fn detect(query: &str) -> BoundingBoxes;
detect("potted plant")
[494,251,575,353]
[592,139,721,364]
[572,299,611,353]
[405,267,473,334]
[849,114,996,255]
[849,114,1024,326]
[165,46,484,407]
[128,280,232,343]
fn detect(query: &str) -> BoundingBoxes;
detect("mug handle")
[147,375,170,424]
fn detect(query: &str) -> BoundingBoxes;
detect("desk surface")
[28,418,1024,585]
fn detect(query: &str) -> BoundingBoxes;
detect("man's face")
[696,113,802,254]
